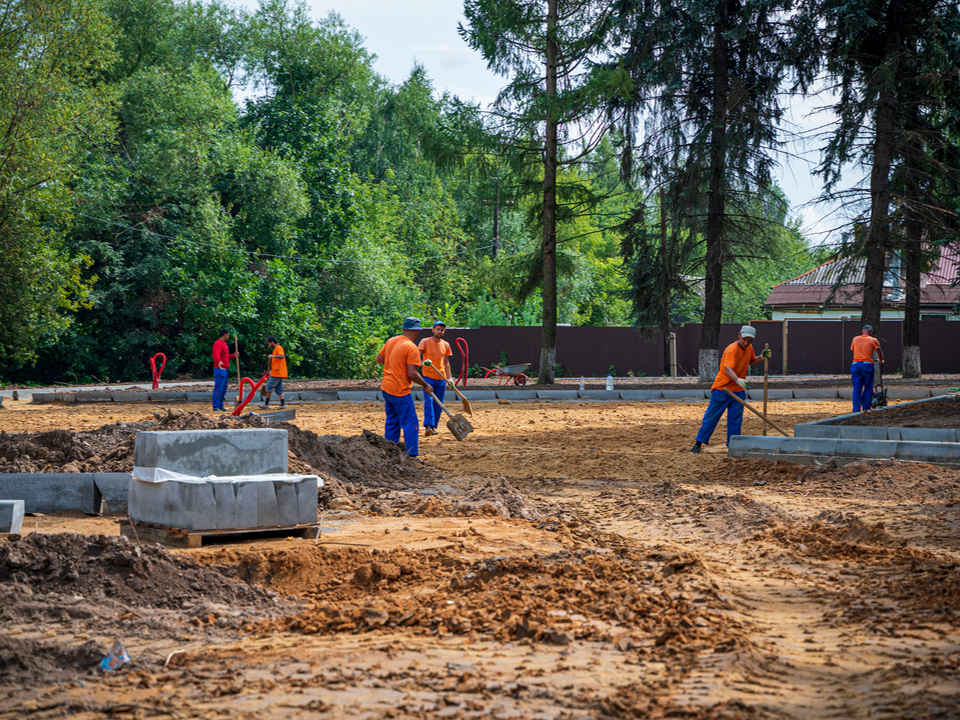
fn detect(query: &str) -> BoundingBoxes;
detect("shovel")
[722,388,791,437]
[423,360,472,415]
[428,390,474,441]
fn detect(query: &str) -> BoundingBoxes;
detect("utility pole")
[492,177,501,259]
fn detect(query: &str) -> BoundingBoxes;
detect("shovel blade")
[446,414,474,441]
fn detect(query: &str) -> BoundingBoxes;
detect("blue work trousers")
[695,389,746,446]
[212,368,229,409]
[851,362,875,412]
[383,390,420,456]
[423,377,447,428]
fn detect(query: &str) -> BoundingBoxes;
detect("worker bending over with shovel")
[377,317,435,458]
[690,325,771,454]
[418,321,453,436]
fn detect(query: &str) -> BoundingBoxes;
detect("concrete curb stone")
[619,390,663,401]
[0,500,25,533]
[495,389,538,399]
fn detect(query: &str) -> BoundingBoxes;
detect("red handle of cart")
[149,353,166,390]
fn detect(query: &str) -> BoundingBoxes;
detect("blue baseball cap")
[433,320,446,327]
[401,317,422,330]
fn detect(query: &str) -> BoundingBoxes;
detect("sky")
[268,0,842,244]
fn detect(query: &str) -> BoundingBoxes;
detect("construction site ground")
[1,397,959,719]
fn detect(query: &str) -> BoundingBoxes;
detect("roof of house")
[765,246,960,309]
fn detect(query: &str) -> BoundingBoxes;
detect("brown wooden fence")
[430,320,959,378]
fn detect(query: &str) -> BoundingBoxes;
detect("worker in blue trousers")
[691,325,771,453]
[850,325,883,412]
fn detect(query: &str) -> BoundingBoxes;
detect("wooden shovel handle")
[722,388,791,437]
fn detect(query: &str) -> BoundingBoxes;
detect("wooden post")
[762,342,769,436]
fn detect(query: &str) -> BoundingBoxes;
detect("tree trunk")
[902,216,922,378]
[698,2,729,383]
[860,0,904,331]
[538,0,559,384]
[660,190,671,375]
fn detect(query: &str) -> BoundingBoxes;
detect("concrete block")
[887,388,931,400]
[338,391,378,401]
[275,482,298,526]
[134,429,288,477]
[94,473,132,512]
[897,427,959,443]
[149,393,187,402]
[235,481,259,528]
[896,441,960,464]
[838,388,854,399]
[297,391,338,401]
[115,392,151,402]
[54,392,77,403]
[127,477,174,526]
[254,409,296,423]
[793,423,838,438]
[186,392,211,402]
[178,482,217,531]
[0,473,95,514]
[578,390,620,400]
[495,389,538,400]
[793,389,840,399]
[929,388,954,397]
[728,435,783,458]
[835,439,895,459]
[75,392,112,403]
[31,393,54,404]
[536,390,580,400]
[619,390,663,401]
[256,481,279,527]
[461,391,497,401]
[0,500,25,533]
[746,389,794,401]
[660,390,707,401]
[212,483,238,529]
[297,477,318,524]
[838,426,890,441]
[778,437,840,456]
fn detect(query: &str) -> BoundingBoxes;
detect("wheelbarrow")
[482,363,532,386]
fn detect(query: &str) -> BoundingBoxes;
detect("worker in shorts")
[690,325,770,453]
[418,321,453,436]
[377,317,435,457]
[850,324,884,412]
[262,336,287,408]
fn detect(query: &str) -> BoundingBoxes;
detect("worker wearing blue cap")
[376,317,434,457]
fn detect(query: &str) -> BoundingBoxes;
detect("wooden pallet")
[119,519,319,548]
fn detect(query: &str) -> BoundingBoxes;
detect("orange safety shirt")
[270,344,288,378]
[380,335,421,397]
[418,338,453,380]
[851,335,880,363]
[711,341,756,392]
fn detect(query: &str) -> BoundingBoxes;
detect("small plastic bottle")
[579,376,585,391]
[606,374,614,391]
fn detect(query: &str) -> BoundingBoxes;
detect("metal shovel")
[423,360,472,415]
[429,391,474,441]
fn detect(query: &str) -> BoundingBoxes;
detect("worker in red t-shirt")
[376,317,435,457]
[850,325,884,412]
[211,328,238,412]
[691,326,770,453]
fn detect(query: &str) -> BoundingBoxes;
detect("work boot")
[424,427,436,437]
[689,443,701,454]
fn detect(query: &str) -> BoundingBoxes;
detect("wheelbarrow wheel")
[515,375,526,385]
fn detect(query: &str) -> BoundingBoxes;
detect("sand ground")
[1,397,958,719]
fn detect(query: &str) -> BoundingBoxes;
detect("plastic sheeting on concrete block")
[0,500,24,533]
[134,429,288,477]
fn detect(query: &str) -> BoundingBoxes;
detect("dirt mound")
[0,409,435,493]
[754,514,930,564]
[0,636,107,684]
[0,533,276,612]
[254,548,747,653]
[836,394,960,428]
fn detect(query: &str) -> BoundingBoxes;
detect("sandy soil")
[1,397,959,719]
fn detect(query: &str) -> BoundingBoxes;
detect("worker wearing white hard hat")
[691,325,771,454]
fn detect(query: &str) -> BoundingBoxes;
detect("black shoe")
[690,444,701,454]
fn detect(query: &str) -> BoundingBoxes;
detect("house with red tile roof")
[763,246,960,321]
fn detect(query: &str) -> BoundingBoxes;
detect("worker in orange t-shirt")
[376,317,435,457]
[262,335,288,408]
[418,321,453,436]
[850,325,883,412]
[690,325,770,454]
